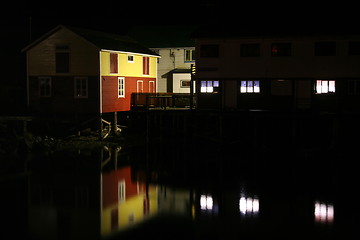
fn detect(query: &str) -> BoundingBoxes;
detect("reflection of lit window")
[240,80,260,93]
[118,180,126,202]
[200,194,213,210]
[315,80,335,94]
[239,195,259,216]
[314,201,334,224]
[201,81,219,93]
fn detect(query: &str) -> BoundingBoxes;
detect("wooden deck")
[131,93,195,110]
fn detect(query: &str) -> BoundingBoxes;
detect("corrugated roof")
[23,25,159,56]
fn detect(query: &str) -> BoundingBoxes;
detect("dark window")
[56,45,69,73]
[200,44,219,57]
[314,42,336,56]
[240,43,260,57]
[348,41,360,56]
[110,53,118,73]
[39,77,51,97]
[271,43,292,56]
[348,80,360,95]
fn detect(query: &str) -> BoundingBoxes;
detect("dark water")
[1,127,359,240]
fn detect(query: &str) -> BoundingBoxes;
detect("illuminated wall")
[101,166,158,237]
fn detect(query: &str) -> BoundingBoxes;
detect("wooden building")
[22,25,159,116]
[129,25,196,93]
[191,25,360,112]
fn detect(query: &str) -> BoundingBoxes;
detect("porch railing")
[131,93,195,110]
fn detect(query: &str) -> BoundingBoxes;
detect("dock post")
[112,111,118,135]
[99,114,103,140]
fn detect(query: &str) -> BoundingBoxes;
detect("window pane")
[322,80,328,93]
[201,81,207,92]
[316,80,322,93]
[254,81,260,93]
[240,81,247,93]
[329,80,335,92]
[247,81,253,93]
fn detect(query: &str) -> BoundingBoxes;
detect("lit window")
[118,77,125,98]
[314,201,334,224]
[200,80,219,93]
[315,80,335,94]
[240,80,260,93]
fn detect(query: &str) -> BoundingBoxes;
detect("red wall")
[102,76,156,113]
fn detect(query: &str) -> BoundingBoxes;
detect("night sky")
[1,0,358,113]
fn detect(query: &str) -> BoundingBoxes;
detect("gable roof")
[22,25,159,56]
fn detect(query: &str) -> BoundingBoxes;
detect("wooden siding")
[28,76,99,114]
[27,28,99,76]
[102,76,156,113]
[100,51,157,78]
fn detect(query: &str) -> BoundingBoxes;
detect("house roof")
[22,25,159,56]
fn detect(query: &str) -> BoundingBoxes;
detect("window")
[348,41,360,56]
[315,80,335,94]
[200,44,219,57]
[110,53,118,73]
[271,43,292,56]
[240,43,260,57]
[118,77,125,98]
[143,57,149,75]
[128,55,134,62]
[185,49,196,61]
[149,81,155,93]
[315,42,336,56]
[39,77,51,97]
[181,80,191,88]
[240,80,260,93]
[200,80,219,93]
[348,79,360,95]
[74,77,88,98]
[56,45,69,73]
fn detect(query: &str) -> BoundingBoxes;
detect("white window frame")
[74,77,88,98]
[185,49,195,62]
[118,77,125,98]
[137,80,144,93]
[149,81,155,93]
[127,54,134,63]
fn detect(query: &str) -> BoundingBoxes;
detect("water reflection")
[314,201,334,224]
[3,137,357,239]
[101,165,157,236]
